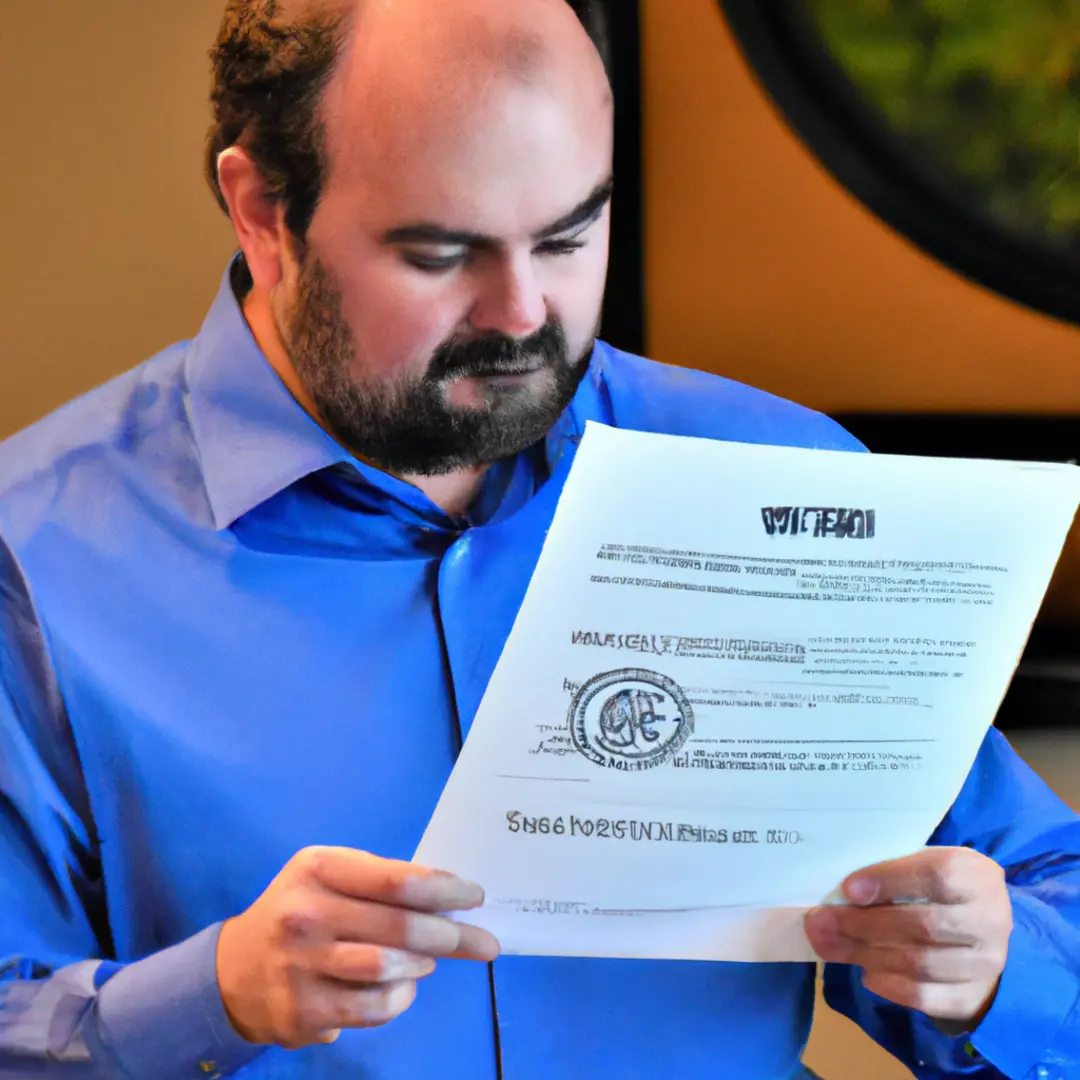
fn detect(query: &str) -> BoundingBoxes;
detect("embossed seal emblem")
[569,669,694,771]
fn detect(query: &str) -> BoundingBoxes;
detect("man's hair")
[205,0,611,241]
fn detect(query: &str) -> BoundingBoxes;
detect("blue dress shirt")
[1,263,1079,1080]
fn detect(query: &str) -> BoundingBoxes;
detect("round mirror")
[721,0,1080,325]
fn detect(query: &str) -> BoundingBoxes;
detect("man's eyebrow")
[380,177,615,249]
[532,177,614,240]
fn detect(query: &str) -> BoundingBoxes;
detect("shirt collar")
[184,260,351,530]
[184,258,611,531]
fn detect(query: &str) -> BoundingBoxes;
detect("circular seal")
[569,669,694,771]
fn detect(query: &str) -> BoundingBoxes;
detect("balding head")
[339,0,610,93]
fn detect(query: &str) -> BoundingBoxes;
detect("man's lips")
[452,364,546,380]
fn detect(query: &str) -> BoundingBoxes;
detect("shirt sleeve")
[823,728,1080,1080]
[93,924,266,1078]
[0,537,265,1078]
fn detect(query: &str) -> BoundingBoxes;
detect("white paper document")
[415,423,1080,962]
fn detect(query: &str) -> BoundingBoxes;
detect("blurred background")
[3,1,1078,1076]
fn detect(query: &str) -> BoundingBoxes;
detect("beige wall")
[1,0,236,438]
[3,6,1077,1079]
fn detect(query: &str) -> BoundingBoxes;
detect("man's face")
[275,43,614,476]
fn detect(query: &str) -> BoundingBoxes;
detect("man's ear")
[215,147,290,293]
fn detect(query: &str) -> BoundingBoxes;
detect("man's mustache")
[428,321,569,381]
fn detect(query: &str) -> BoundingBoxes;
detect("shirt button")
[199,1063,221,1077]
[963,1041,979,1059]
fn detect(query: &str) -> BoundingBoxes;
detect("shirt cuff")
[95,923,267,1080]
[969,888,1080,1079]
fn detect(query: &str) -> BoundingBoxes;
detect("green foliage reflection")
[807,0,1080,255]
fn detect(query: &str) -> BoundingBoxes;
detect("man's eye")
[536,237,587,257]
[403,251,464,273]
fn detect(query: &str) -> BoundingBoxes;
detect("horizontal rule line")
[719,739,937,745]
[497,775,592,782]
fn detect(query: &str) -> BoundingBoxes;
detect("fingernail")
[459,924,502,961]
[403,913,461,955]
[846,878,878,906]
[400,871,483,910]
[378,948,415,981]
[437,872,484,908]
[806,907,839,941]
[387,980,417,1013]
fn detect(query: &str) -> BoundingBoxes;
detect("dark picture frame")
[571,0,646,356]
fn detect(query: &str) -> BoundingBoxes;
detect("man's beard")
[278,255,594,476]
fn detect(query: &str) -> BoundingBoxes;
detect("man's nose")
[469,254,548,339]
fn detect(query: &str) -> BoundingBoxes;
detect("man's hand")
[805,847,1013,1029]
[216,847,499,1049]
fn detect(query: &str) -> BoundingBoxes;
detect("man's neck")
[403,468,489,520]
[241,287,490,519]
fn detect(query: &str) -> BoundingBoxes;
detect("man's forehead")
[326,98,613,241]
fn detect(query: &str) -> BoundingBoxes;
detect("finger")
[302,848,485,912]
[811,936,981,985]
[306,893,501,961]
[323,978,419,1030]
[316,944,437,984]
[843,848,996,907]
[807,903,978,949]
[861,970,996,1023]
[450,921,502,962]
[310,894,461,954]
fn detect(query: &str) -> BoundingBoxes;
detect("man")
[0,0,1077,1077]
